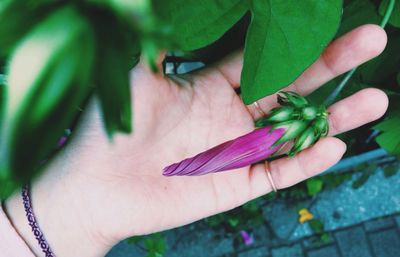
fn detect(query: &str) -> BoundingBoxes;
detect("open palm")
[28,25,388,254]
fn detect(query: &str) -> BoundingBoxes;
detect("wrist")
[3,165,111,257]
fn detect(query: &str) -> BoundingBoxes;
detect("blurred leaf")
[379,0,400,28]
[374,108,400,155]
[309,219,324,234]
[359,34,400,85]
[0,74,5,128]
[90,8,140,137]
[88,0,151,17]
[0,6,96,190]
[241,0,342,104]
[336,0,380,37]
[306,178,324,196]
[0,0,57,57]
[352,170,373,189]
[153,0,249,50]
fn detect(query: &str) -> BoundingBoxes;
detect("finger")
[327,88,388,136]
[247,24,387,119]
[248,137,346,199]
[247,87,388,199]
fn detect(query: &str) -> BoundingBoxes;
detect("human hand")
[4,25,388,257]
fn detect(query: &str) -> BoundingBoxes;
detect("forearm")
[3,161,111,257]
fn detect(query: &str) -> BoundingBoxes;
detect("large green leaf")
[0,6,96,189]
[379,0,400,28]
[241,0,342,104]
[152,0,249,50]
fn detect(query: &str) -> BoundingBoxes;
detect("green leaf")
[309,219,324,234]
[306,178,324,196]
[241,0,342,104]
[0,6,96,187]
[379,0,400,28]
[336,0,380,37]
[383,164,399,177]
[152,0,249,50]
[374,109,400,155]
[228,217,240,227]
[144,233,165,256]
[352,170,373,189]
[91,9,140,137]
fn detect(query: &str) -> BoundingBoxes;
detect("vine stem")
[323,0,396,106]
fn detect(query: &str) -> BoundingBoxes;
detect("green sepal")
[288,127,316,157]
[273,120,308,145]
[313,118,329,137]
[277,91,309,108]
[266,106,296,122]
[0,6,96,184]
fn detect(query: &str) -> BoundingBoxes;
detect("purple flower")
[240,230,254,246]
[163,127,285,176]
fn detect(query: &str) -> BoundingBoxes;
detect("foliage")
[127,233,166,257]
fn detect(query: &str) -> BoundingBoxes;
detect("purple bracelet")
[22,185,56,257]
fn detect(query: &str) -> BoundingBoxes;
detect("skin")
[4,25,389,256]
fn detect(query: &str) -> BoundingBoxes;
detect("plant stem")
[323,0,396,106]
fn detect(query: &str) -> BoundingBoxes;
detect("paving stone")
[307,245,340,257]
[271,243,303,257]
[364,216,395,232]
[369,228,400,257]
[238,247,269,257]
[263,200,312,239]
[335,226,372,257]
[163,228,234,257]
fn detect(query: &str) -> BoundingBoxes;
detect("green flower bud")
[267,106,296,122]
[301,106,317,120]
[277,91,309,108]
[313,118,329,137]
[273,120,308,144]
[288,127,316,157]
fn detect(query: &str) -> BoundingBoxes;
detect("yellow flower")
[298,208,314,224]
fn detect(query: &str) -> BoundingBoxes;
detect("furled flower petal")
[163,127,285,176]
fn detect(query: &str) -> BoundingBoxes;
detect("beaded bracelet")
[22,185,55,257]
